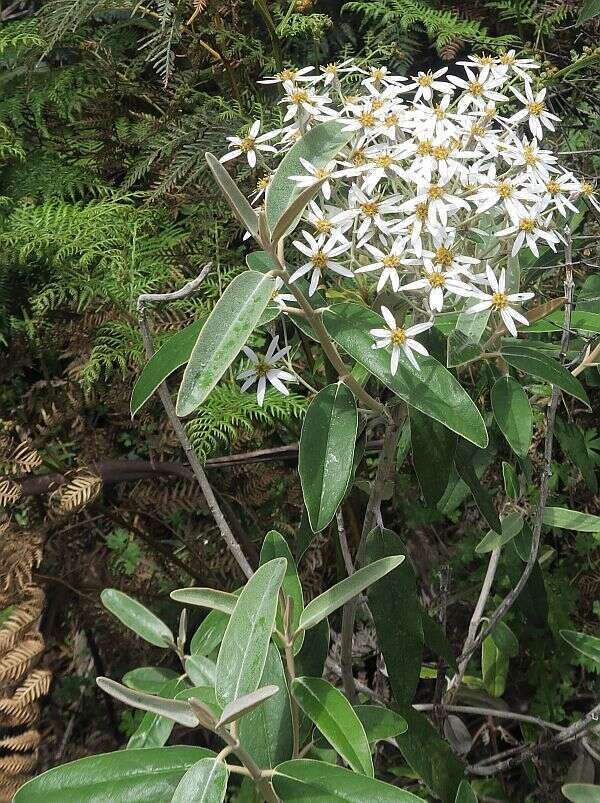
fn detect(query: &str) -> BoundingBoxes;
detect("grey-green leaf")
[299,383,358,532]
[185,656,217,687]
[127,677,186,750]
[410,409,456,506]
[297,555,404,633]
[455,779,478,803]
[176,270,275,416]
[123,667,178,694]
[96,677,199,727]
[171,757,229,803]
[171,588,237,615]
[475,513,524,554]
[216,558,286,707]
[354,705,408,743]
[543,507,600,532]
[206,152,258,239]
[501,342,589,405]
[481,636,509,698]
[491,376,532,456]
[562,784,600,802]
[560,629,600,663]
[190,610,230,656]
[260,530,304,653]
[217,685,280,727]
[292,677,373,776]
[490,620,519,658]
[101,589,173,648]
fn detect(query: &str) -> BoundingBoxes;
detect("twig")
[571,340,600,376]
[433,564,450,714]
[336,509,355,576]
[137,267,254,579]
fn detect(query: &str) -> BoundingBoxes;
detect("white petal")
[390,346,400,375]
[381,305,397,330]
[256,376,267,406]
[268,374,290,395]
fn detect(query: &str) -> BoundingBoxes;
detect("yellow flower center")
[314,218,332,233]
[468,80,483,96]
[471,123,486,137]
[291,89,309,104]
[500,53,515,65]
[314,167,331,179]
[360,201,379,217]
[432,145,450,160]
[359,111,376,127]
[351,149,366,166]
[391,327,407,345]
[417,73,434,87]
[491,292,508,310]
[477,55,495,65]
[497,180,513,199]
[415,202,429,221]
[385,113,399,127]
[434,104,447,119]
[484,104,497,119]
[240,136,256,152]
[522,145,537,165]
[312,250,328,269]
[581,181,595,196]
[427,184,444,200]
[371,67,386,80]
[255,360,270,377]
[428,271,446,288]
[546,179,560,195]
[256,176,270,190]
[374,154,394,168]
[279,68,297,81]
[519,217,535,232]
[370,98,385,111]
[382,254,401,268]
[323,63,338,75]
[416,139,432,156]
[527,100,545,116]
[434,246,454,267]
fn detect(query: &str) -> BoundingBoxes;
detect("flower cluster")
[222,55,594,395]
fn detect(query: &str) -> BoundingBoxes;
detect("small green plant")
[105,529,142,576]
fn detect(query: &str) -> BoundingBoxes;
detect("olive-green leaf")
[504,530,548,630]
[354,705,408,743]
[190,610,230,656]
[297,555,404,633]
[265,121,354,233]
[562,784,600,802]
[206,152,258,239]
[502,461,519,500]
[170,588,237,615]
[410,409,456,506]
[216,558,286,707]
[475,512,523,554]
[271,180,324,243]
[292,677,373,776]
[420,608,458,673]
[176,270,275,416]
[13,746,215,803]
[294,619,329,678]
[455,779,478,803]
[185,655,216,687]
[501,342,589,405]
[97,677,199,727]
[299,383,358,532]
[365,528,423,705]
[482,636,509,697]
[127,677,186,750]
[560,629,600,663]
[454,441,501,533]
[171,758,228,803]
[273,759,423,801]
[122,667,178,694]
[260,530,304,653]
[130,318,205,417]
[543,507,600,532]
[577,0,600,24]
[491,376,532,456]
[490,620,519,658]
[323,303,488,448]
[101,589,173,648]
[217,685,280,727]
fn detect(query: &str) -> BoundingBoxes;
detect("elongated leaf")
[577,0,600,23]
[171,588,237,614]
[299,383,358,532]
[97,677,199,727]
[271,180,324,242]
[217,685,280,727]
[475,513,523,554]
[216,558,286,707]
[365,528,423,705]
[354,705,408,743]
[501,343,589,405]
[482,636,509,697]
[502,461,519,500]
[294,618,329,678]
[298,555,404,632]
[543,507,600,532]
[562,784,600,802]
[239,643,294,768]
[410,409,456,506]
[131,319,205,417]
[171,758,228,803]
[127,677,186,750]
[292,677,373,776]
[273,759,423,801]
[504,532,548,629]
[123,667,178,694]
[528,309,600,333]
[101,589,173,648]
[455,780,478,803]
[491,376,532,457]
[176,270,275,416]
[490,620,519,658]
[260,530,304,653]
[191,609,230,656]
[323,303,487,448]
[560,630,600,663]
[454,441,501,533]
[420,608,458,673]
[185,655,216,687]
[265,121,354,232]
[206,152,258,238]
[174,686,222,720]
[13,747,215,803]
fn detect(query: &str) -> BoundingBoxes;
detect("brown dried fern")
[0,634,44,685]
[0,535,44,594]
[0,751,38,775]
[0,587,44,656]
[49,470,102,516]
[0,729,41,752]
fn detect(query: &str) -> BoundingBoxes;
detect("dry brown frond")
[0,729,41,752]
[0,634,44,685]
[0,751,38,774]
[0,588,44,655]
[0,479,21,506]
[49,470,102,516]
[0,535,44,594]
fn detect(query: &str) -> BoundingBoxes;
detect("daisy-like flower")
[464,266,533,337]
[360,64,408,89]
[406,95,463,140]
[503,136,558,180]
[339,186,404,240]
[401,177,470,228]
[271,277,297,309]
[457,54,500,83]
[258,66,316,85]
[406,68,455,102]
[470,164,537,218]
[401,264,474,312]
[358,145,407,193]
[305,200,353,238]
[496,50,540,81]
[355,234,409,291]
[220,120,280,168]
[421,233,481,275]
[536,172,579,217]
[508,83,560,140]
[288,158,357,201]
[237,336,296,406]
[370,306,433,373]
[448,67,508,113]
[573,179,600,213]
[318,59,357,85]
[290,230,352,295]
[250,174,271,205]
[340,99,386,136]
[496,201,560,257]
[279,81,333,122]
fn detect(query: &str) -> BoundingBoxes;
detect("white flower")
[358,145,408,193]
[448,67,508,112]
[355,234,409,291]
[237,336,296,406]
[370,306,433,373]
[318,59,357,85]
[465,266,534,337]
[457,54,502,83]
[536,172,579,217]
[340,100,386,135]
[406,68,455,102]
[290,230,352,295]
[496,201,560,257]
[406,94,463,140]
[258,66,316,85]
[470,164,537,218]
[305,200,353,238]
[288,158,355,201]
[419,233,480,275]
[220,120,279,168]
[360,64,408,89]
[339,186,404,240]
[400,177,470,228]
[279,81,333,121]
[402,264,474,312]
[496,50,540,81]
[271,277,297,309]
[250,174,271,205]
[508,83,560,140]
[503,137,558,180]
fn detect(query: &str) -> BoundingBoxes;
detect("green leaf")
[365,528,423,705]
[216,558,286,707]
[292,677,373,776]
[239,643,294,768]
[298,555,404,632]
[130,319,205,417]
[13,746,215,802]
[122,667,178,694]
[446,330,483,368]
[562,784,600,802]
[454,441,501,533]
[410,409,456,506]
[260,530,304,653]
[185,655,216,687]
[420,609,458,673]
[170,588,237,614]
[97,677,199,727]
[271,180,324,243]
[560,629,600,663]
[491,376,532,457]
[273,759,423,801]
[475,513,524,554]
[455,779,478,803]
[490,620,519,658]
[294,618,329,678]
[501,342,589,405]
[174,686,222,721]
[191,610,230,656]
[323,303,488,448]
[299,383,358,532]
[171,758,228,803]
[354,705,408,743]
[217,685,280,727]
[528,309,600,332]
[176,270,275,416]
[504,530,548,629]
[101,589,173,648]
[265,121,354,233]
[127,677,186,749]
[206,152,258,239]
[502,462,519,500]
[577,0,600,23]
[543,507,600,532]
[482,636,509,697]
[394,706,465,803]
